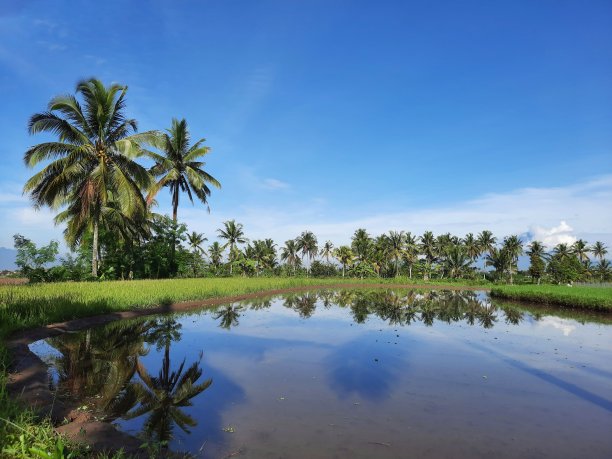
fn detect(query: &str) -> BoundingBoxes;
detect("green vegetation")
[491,284,612,311]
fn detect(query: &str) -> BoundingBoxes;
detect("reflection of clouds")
[537,316,576,336]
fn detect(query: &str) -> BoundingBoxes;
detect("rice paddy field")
[1,277,611,458]
[491,284,612,311]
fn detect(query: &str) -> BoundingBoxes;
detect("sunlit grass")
[491,284,612,311]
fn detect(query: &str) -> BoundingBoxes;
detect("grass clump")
[490,284,612,311]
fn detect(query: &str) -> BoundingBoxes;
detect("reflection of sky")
[29,291,612,458]
[536,316,577,336]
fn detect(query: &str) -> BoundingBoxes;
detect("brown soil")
[5,282,488,456]
[0,277,28,285]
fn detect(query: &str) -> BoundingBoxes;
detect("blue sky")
[1,0,611,252]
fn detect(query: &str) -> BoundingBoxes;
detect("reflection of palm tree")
[126,349,211,444]
[50,319,151,414]
[350,297,371,324]
[501,306,523,325]
[419,301,438,326]
[213,304,243,329]
[247,297,272,310]
[294,293,318,319]
[477,305,498,329]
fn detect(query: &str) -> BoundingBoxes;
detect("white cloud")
[528,221,577,248]
[177,175,612,247]
[262,178,290,190]
[2,175,611,252]
[537,316,576,336]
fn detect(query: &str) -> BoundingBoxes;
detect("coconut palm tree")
[477,230,496,254]
[420,231,437,280]
[591,241,608,261]
[296,231,318,276]
[145,118,221,222]
[553,243,571,259]
[207,241,224,270]
[386,231,405,277]
[250,239,277,275]
[333,245,354,277]
[502,235,523,284]
[351,228,372,263]
[186,231,207,275]
[463,233,481,261]
[595,259,611,282]
[217,220,247,275]
[187,232,206,255]
[485,247,511,281]
[281,239,301,275]
[477,230,496,277]
[320,240,334,263]
[403,232,419,279]
[526,240,548,284]
[24,78,154,276]
[444,245,472,278]
[572,239,590,266]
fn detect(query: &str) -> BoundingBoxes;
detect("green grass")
[490,284,612,311]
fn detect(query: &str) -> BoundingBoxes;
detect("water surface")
[31,289,612,458]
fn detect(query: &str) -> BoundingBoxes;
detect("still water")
[30,289,612,458]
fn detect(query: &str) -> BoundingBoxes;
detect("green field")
[490,284,612,311]
[0,277,481,339]
[2,277,611,457]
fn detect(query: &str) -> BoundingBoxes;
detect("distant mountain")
[0,247,17,270]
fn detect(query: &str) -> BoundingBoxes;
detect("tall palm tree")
[477,230,496,277]
[207,241,224,270]
[386,231,405,277]
[24,78,153,276]
[250,239,277,275]
[485,247,511,281]
[463,233,481,262]
[403,232,419,279]
[553,243,571,259]
[296,231,318,276]
[572,239,590,266]
[320,240,334,263]
[187,231,207,276]
[595,259,611,282]
[420,231,437,280]
[217,220,247,274]
[351,228,372,263]
[145,118,221,222]
[187,231,207,255]
[333,246,354,278]
[591,241,608,261]
[444,245,472,279]
[502,235,523,284]
[281,239,301,275]
[526,240,548,284]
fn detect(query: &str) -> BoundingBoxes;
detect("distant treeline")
[12,222,610,285]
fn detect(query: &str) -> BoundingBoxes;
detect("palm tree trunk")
[92,219,99,277]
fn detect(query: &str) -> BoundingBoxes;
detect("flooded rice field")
[30,289,612,458]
